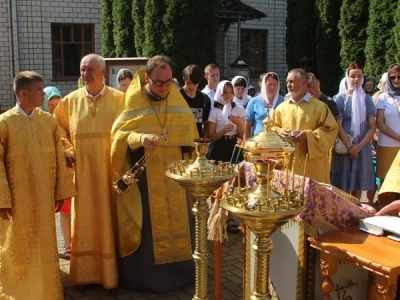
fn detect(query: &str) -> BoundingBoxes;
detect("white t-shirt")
[201,86,215,106]
[376,93,400,147]
[208,104,246,136]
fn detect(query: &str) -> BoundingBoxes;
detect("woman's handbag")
[334,135,353,154]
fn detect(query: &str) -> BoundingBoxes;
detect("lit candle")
[285,157,289,196]
[302,154,309,195]
[237,163,241,195]
[267,162,270,202]
[291,157,295,191]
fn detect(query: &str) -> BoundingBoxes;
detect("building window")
[51,24,94,79]
[241,29,268,76]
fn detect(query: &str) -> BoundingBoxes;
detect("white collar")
[289,92,311,104]
[86,84,106,101]
[16,103,36,118]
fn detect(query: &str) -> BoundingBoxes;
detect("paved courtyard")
[57,193,376,300]
[56,214,244,300]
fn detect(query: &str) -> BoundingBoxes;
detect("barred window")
[241,29,268,75]
[51,24,94,79]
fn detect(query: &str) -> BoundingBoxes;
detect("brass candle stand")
[165,139,235,300]
[220,117,307,300]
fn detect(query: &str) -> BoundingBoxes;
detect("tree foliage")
[162,0,218,79]
[101,0,115,57]
[393,2,400,64]
[141,1,167,57]
[112,0,135,57]
[285,0,316,70]
[315,0,343,96]
[132,0,145,57]
[338,0,369,70]
[364,0,396,81]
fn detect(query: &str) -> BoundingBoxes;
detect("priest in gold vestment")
[0,71,75,300]
[273,68,338,183]
[111,55,198,293]
[54,54,124,288]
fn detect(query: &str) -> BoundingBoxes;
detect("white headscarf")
[338,77,347,94]
[260,72,280,118]
[378,72,388,91]
[345,69,366,141]
[214,80,234,121]
[231,76,250,107]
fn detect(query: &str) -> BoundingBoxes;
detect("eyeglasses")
[390,75,400,81]
[149,76,174,87]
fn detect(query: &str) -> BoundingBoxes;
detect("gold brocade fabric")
[54,87,124,288]
[0,108,76,299]
[111,70,199,262]
[239,162,376,236]
[272,97,338,183]
[378,150,400,206]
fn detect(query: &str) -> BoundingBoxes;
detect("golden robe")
[54,86,124,288]
[111,70,198,261]
[378,150,400,207]
[0,108,75,300]
[272,97,338,183]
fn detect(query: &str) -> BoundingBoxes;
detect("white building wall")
[216,0,287,93]
[0,0,102,109]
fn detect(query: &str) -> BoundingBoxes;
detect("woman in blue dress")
[331,64,376,199]
[244,72,284,138]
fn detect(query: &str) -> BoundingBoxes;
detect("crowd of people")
[1,52,400,299]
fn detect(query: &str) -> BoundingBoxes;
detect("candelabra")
[166,139,235,300]
[220,116,307,300]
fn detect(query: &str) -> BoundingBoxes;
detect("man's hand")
[279,129,291,140]
[55,200,65,213]
[0,208,11,220]
[140,134,160,151]
[376,200,400,216]
[291,131,307,143]
[66,157,75,168]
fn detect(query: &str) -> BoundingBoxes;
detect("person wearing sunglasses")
[375,64,400,189]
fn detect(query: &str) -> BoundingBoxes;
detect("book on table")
[359,215,400,241]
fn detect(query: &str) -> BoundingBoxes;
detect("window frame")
[51,23,95,80]
[240,29,268,76]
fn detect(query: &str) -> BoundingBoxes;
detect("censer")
[165,138,235,300]
[220,116,307,300]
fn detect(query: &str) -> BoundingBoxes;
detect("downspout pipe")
[11,0,20,74]
[7,0,15,104]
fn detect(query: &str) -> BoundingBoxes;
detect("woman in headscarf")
[331,64,376,200]
[208,80,246,163]
[231,76,250,108]
[244,72,284,139]
[208,80,246,233]
[375,64,400,184]
[116,69,133,92]
[42,86,62,114]
[42,86,73,259]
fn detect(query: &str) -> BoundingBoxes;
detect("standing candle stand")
[220,117,307,300]
[165,139,235,300]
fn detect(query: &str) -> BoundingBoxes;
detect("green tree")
[162,0,218,79]
[132,0,145,57]
[364,0,396,81]
[315,0,343,96]
[141,1,167,57]
[391,2,400,64]
[338,0,369,70]
[112,0,136,57]
[101,0,115,57]
[285,0,316,70]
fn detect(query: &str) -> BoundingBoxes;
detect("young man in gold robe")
[273,68,338,183]
[111,55,198,293]
[53,54,124,288]
[0,71,75,299]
